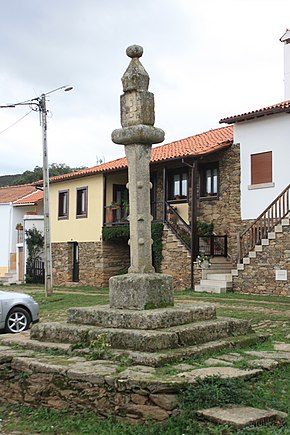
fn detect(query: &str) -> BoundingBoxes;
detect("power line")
[0,109,33,135]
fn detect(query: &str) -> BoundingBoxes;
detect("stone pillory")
[110,45,173,310]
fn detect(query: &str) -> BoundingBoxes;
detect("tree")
[25,227,44,285]
[0,163,87,187]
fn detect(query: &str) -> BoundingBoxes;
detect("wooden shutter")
[251,152,272,185]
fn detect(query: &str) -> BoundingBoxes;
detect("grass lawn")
[0,284,289,434]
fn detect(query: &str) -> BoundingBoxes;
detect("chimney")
[280,29,290,100]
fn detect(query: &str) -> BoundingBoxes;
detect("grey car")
[0,290,39,333]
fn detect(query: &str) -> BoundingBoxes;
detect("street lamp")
[0,85,73,296]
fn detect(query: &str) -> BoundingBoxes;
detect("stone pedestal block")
[109,273,173,310]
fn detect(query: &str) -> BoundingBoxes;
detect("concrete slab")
[197,405,287,428]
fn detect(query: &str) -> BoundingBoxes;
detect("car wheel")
[5,307,32,333]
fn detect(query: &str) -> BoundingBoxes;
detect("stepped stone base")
[3,330,267,367]
[27,301,262,366]
[31,317,253,352]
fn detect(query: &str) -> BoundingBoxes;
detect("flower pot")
[201,260,210,269]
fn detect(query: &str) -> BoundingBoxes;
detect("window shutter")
[251,152,272,185]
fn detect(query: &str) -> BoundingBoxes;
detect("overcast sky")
[0,0,289,176]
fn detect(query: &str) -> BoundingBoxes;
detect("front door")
[18,247,23,281]
[72,242,79,282]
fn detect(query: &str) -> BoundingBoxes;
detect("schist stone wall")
[233,225,290,296]
[52,241,130,287]
[197,144,241,262]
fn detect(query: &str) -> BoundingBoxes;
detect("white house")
[220,30,290,221]
[0,185,44,284]
[220,100,290,220]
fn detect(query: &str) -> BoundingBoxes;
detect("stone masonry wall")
[52,243,72,285]
[233,226,290,296]
[0,357,180,424]
[102,240,130,284]
[197,144,241,262]
[52,241,130,288]
[161,228,202,290]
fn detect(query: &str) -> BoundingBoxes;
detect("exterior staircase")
[231,215,289,279]
[195,258,234,293]
[195,185,289,294]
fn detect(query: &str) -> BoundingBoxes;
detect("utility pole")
[39,94,52,296]
[0,86,73,296]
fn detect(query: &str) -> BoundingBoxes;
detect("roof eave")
[220,108,290,124]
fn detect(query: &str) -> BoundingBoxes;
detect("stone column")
[110,45,173,310]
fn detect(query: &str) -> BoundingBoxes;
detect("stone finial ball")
[126,45,143,58]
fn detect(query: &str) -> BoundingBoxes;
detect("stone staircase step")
[67,304,216,329]
[0,332,268,367]
[200,279,232,288]
[205,273,233,281]
[194,285,228,294]
[0,332,71,353]
[30,317,251,352]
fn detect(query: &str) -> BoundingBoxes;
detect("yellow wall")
[174,203,189,224]
[106,173,127,205]
[0,266,8,277]
[50,175,104,242]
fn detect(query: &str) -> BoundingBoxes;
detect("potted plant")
[197,254,212,269]
[16,223,23,230]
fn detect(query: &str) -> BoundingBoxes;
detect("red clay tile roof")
[13,189,43,205]
[48,126,233,184]
[0,184,38,204]
[220,100,290,124]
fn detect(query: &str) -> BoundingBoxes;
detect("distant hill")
[0,163,86,187]
[0,174,22,187]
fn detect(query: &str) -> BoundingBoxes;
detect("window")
[76,187,88,218]
[200,163,218,197]
[167,169,188,200]
[58,190,69,219]
[251,151,272,185]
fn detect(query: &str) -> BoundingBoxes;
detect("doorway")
[72,242,79,282]
[18,247,23,281]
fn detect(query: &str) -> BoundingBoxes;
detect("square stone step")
[206,274,233,282]
[67,304,216,329]
[30,317,252,352]
[194,285,228,294]
[196,405,287,429]
[200,280,232,288]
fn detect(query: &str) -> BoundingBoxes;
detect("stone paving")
[197,406,287,429]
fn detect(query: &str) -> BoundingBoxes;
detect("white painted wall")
[23,215,44,274]
[0,203,12,273]
[284,42,290,100]
[235,113,290,220]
